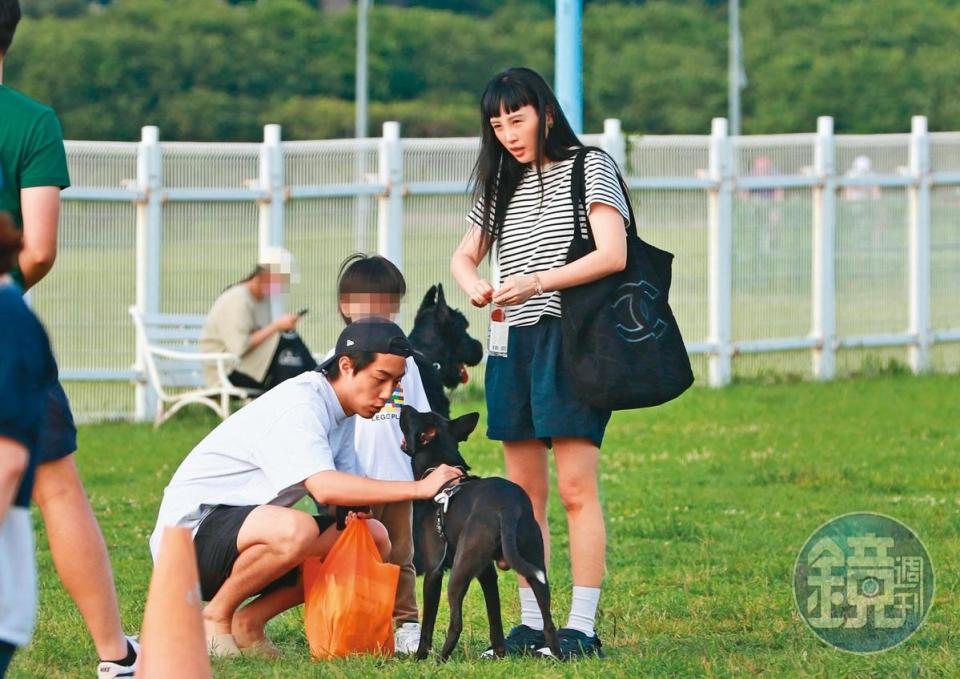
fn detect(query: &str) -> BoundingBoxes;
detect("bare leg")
[205,508,384,640]
[554,438,605,586]
[231,584,304,648]
[32,455,127,660]
[503,440,550,588]
[230,518,367,647]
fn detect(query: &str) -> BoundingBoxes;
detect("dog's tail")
[499,506,546,585]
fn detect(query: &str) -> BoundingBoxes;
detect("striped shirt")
[467,149,630,327]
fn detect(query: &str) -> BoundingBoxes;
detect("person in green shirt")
[0,3,139,676]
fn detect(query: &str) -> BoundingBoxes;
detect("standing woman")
[451,67,630,659]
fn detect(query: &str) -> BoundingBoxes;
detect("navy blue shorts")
[36,381,78,464]
[485,316,611,449]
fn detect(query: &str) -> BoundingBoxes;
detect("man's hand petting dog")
[417,464,464,499]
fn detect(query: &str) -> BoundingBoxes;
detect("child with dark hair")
[325,253,431,654]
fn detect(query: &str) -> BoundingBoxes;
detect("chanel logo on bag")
[611,281,668,343]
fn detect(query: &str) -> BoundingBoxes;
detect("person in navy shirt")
[0,209,58,677]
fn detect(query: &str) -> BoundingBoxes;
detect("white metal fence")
[34,117,960,422]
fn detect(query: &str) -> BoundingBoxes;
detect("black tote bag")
[560,147,694,410]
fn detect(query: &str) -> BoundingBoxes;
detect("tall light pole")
[728,0,743,136]
[355,0,372,251]
[356,0,370,140]
[555,0,583,134]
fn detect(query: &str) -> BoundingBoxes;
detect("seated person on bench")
[200,247,316,392]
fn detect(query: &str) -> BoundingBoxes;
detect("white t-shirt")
[149,371,358,560]
[467,150,630,327]
[321,351,432,482]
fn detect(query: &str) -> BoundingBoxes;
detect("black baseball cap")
[318,316,413,373]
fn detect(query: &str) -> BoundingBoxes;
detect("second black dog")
[408,283,484,419]
[398,405,561,661]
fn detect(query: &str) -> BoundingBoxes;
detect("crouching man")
[149,318,462,658]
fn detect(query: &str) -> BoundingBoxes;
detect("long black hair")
[470,67,583,250]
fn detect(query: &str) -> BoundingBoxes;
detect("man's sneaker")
[537,627,604,660]
[480,624,546,658]
[97,636,139,678]
[394,621,422,655]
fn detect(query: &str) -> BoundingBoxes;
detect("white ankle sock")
[566,586,601,637]
[519,587,544,631]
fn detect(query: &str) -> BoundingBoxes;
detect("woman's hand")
[274,313,300,332]
[469,279,495,307]
[493,274,539,307]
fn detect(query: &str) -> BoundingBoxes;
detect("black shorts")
[193,505,336,601]
[36,381,78,464]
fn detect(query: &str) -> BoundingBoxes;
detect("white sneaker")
[97,636,139,678]
[394,622,422,655]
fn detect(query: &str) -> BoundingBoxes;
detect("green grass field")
[8,373,960,678]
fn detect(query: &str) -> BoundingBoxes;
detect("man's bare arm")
[18,186,61,290]
[305,465,463,507]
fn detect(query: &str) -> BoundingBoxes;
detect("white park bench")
[129,306,257,427]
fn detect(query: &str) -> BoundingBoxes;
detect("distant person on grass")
[0,2,139,676]
[200,246,317,393]
[150,318,463,658]
[0,212,58,678]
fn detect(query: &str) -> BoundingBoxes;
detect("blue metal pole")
[555,0,583,134]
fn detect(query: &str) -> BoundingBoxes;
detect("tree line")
[6,0,960,141]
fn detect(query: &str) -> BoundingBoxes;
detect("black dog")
[408,283,484,419]
[407,284,484,575]
[399,405,561,661]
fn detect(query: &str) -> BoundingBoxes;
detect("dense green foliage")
[6,0,960,140]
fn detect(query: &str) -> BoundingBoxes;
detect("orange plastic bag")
[302,519,400,659]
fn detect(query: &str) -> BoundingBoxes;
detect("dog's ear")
[418,425,438,447]
[448,411,480,442]
[421,285,437,309]
[436,283,447,308]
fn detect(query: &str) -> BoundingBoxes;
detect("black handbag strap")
[570,146,639,246]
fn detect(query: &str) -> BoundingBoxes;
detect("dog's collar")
[430,472,476,540]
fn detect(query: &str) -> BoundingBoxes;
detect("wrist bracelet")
[533,272,544,296]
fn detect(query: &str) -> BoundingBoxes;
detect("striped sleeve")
[466,195,485,227]
[584,150,630,225]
